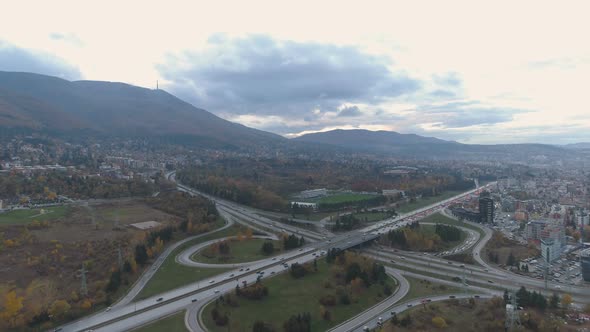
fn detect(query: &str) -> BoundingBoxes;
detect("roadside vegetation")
[133,312,186,332]
[484,231,540,267]
[0,191,220,331]
[386,288,580,332]
[202,251,394,331]
[194,236,282,264]
[401,276,464,302]
[379,221,465,252]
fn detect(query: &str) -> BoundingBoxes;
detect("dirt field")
[0,199,182,328]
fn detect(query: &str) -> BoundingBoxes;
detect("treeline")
[146,191,218,222]
[384,222,461,252]
[332,214,363,231]
[0,172,156,201]
[281,233,305,250]
[177,170,288,211]
[434,223,462,242]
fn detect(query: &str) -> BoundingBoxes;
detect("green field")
[133,312,186,332]
[397,191,463,213]
[135,224,241,300]
[316,193,380,205]
[401,276,464,302]
[351,211,391,222]
[0,206,70,225]
[193,238,282,264]
[420,213,485,239]
[202,260,396,331]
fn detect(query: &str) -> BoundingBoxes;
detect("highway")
[58,178,589,332]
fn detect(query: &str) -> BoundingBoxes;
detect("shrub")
[432,316,447,328]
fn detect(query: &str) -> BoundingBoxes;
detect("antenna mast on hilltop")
[156,80,159,90]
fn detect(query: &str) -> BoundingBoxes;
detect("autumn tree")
[561,294,573,310]
[432,316,447,328]
[48,299,70,319]
[1,290,24,327]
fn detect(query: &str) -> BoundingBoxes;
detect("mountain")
[293,129,568,159]
[563,143,590,150]
[0,71,284,148]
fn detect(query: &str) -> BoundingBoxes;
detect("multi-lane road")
[57,177,587,332]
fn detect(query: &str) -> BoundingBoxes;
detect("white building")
[297,189,327,199]
[541,239,562,263]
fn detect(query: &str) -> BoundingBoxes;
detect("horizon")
[1,1,590,144]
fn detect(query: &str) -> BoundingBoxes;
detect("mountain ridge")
[0,71,284,148]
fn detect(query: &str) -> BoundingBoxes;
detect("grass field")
[316,193,380,205]
[193,238,282,264]
[401,276,464,302]
[135,225,241,300]
[351,211,390,222]
[133,312,186,332]
[420,212,485,239]
[0,205,70,225]
[397,191,463,213]
[202,260,396,331]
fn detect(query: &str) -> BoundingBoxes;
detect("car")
[157,297,163,302]
[239,268,244,271]
[271,271,276,274]
[229,274,235,277]
[474,295,480,298]
[214,290,220,293]
[390,259,395,263]
[272,257,276,260]
[191,298,198,302]
[447,261,453,264]
[105,306,112,312]
[209,280,215,284]
[246,268,250,271]
[487,280,494,284]
[449,295,456,299]
[407,304,413,307]
[556,285,562,289]
[390,311,396,316]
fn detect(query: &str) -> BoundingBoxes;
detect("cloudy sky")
[1,0,589,144]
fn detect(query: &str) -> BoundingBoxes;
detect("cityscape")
[1,1,590,332]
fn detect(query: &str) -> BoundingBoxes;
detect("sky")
[1,0,589,144]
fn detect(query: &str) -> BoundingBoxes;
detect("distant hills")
[0,71,577,159]
[294,129,569,159]
[0,71,284,148]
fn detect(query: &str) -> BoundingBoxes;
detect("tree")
[134,244,148,265]
[261,241,275,255]
[48,299,70,319]
[0,290,24,326]
[549,293,560,309]
[432,316,447,328]
[507,251,516,266]
[562,294,573,310]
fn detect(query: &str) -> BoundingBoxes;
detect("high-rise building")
[479,197,494,223]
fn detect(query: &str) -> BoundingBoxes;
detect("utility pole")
[505,290,521,331]
[77,264,88,297]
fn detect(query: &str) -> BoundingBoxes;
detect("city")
[1,1,590,332]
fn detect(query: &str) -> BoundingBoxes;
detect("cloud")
[0,41,81,79]
[416,101,528,128]
[337,105,362,117]
[157,34,420,119]
[49,32,84,47]
[433,72,461,87]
